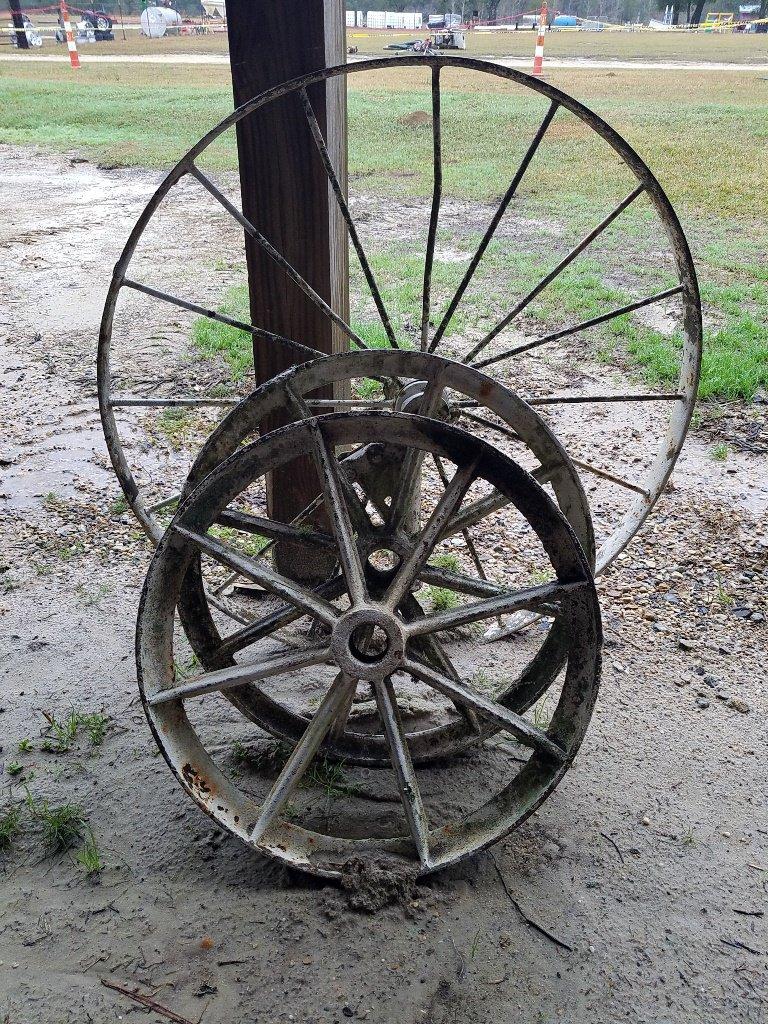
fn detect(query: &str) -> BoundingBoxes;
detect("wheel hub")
[329,605,406,681]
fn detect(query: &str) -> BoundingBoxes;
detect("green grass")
[425,585,460,612]
[29,798,87,852]
[711,442,729,461]
[41,709,109,753]
[1,65,765,401]
[0,806,22,850]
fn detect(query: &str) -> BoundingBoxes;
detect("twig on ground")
[101,978,197,1024]
[490,853,574,953]
[733,908,764,917]
[599,832,625,864]
[720,938,762,955]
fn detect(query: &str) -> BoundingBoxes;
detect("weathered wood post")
[226,1,348,582]
[8,0,30,48]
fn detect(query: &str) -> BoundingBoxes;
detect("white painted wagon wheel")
[174,349,594,766]
[97,56,702,624]
[137,411,601,877]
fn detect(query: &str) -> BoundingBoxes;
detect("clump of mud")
[399,110,433,128]
[339,856,420,913]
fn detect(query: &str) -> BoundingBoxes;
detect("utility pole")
[226,1,349,581]
[8,0,30,49]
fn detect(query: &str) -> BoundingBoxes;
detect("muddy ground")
[1,145,766,1024]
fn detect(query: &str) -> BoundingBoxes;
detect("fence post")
[60,0,81,69]
[532,2,547,76]
[8,0,29,49]
[226,0,348,582]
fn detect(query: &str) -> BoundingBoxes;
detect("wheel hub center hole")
[366,547,401,574]
[349,623,390,663]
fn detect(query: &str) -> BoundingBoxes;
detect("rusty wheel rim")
[175,350,594,765]
[137,412,601,877]
[98,56,701,602]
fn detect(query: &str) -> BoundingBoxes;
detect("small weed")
[80,713,109,747]
[680,827,696,847]
[711,443,729,461]
[74,582,110,608]
[354,377,384,399]
[429,552,460,573]
[532,694,552,731]
[471,669,494,694]
[110,495,129,515]
[528,567,552,585]
[174,654,201,682]
[6,762,23,777]
[0,806,22,850]
[304,756,357,800]
[425,585,459,612]
[75,832,103,876]
[41,709,109,752]
[470,928,483,960]
[715,576,733,607]
[32,799,87,852]
[42,491,65,512]
[17,739,32,754]
[157,407,195,450]
[42,710,80,753]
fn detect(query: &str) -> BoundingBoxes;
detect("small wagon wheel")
[137,411,601,877]
[98,57,702,609]
[174,350,594,765]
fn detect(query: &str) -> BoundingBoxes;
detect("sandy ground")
[1,52,767,72]
[0,146,767,1024]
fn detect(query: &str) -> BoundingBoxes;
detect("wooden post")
[8,0,30,49]
[226,0,348,582]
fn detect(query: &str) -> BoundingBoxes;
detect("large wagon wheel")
[97,57,702,627]
[174,350,593,765]
[137,412,602,877]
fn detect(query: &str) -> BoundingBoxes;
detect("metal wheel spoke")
[406,579,585,637]
[249,672,359,845]
[217,576,346,661]
[189,165,369,352]
[173,524,339,626]
[328,672,359,742]
[404,658,566,763]
[121,278,319,362]
[299,88,399,350]
[441,487,510,540]
[374,678,432,867]
[410,632,480,731]
[419,563,504,598]
[146,493,181,516]
[463,182,646,364]
[570,457,649,497]
[215,509,336,550]
[111,396,239,409]
[148,644,330,706]
[386,371,447,533]
[527,391,686,406]
[420,63,442,352]
[429,99,559,352]
[385,457,479,610]
[430,451,504,627]
[474,285,684,370]
[308,421,368,604]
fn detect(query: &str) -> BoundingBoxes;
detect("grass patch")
[29,797,87,852]
[75,832,104,876]
[425,585,460,612]
[0,806,22,850]
[41,709,109,753]
[192,284,253,382]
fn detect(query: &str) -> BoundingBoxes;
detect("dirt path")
[0,147,766,1024]
[2,51,768,72]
